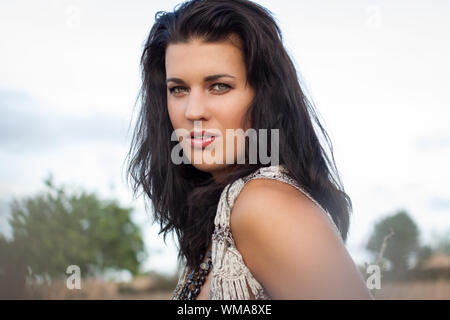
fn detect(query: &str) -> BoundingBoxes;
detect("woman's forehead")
[165,38,246,80]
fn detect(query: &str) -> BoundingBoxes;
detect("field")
[374,279,450,300]
[20,278,450,300]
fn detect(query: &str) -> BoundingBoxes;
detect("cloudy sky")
[1,0,449,277]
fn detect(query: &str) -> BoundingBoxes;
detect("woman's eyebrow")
[166,73,235,84]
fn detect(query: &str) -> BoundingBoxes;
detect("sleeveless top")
[171,164,342,300]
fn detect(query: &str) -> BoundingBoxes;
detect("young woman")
[126,0,373,300]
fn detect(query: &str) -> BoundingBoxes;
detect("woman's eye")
[169,84,231,96]
[211,83,231,93]
[169,86,187,95]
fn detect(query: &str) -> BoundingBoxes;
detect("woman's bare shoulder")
[231,177,336,235]
[229,178,372,299]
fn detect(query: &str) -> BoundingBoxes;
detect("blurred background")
[0,0,449,299]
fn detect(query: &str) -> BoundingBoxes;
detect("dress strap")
[213,164,342,240]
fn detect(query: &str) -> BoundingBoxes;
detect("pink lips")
[188,130,217,149]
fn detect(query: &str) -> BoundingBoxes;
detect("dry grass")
[374,279,450,300]
[24,278,120,300]
[20,278,450,300]
[117,291,173,300]
[19,274,172,300]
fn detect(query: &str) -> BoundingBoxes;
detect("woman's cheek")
[167,104,184,130]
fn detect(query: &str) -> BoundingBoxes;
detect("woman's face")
[165,36,255,180]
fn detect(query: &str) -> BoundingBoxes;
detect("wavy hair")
[126,0,353,271]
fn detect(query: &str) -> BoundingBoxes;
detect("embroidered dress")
[171,164,342,300]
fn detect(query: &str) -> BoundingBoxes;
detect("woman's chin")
[191,162,229,174]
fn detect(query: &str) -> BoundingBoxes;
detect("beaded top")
[171,164,342,300]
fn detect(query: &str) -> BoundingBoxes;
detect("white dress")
[171,164,341,300]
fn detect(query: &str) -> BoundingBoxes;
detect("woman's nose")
[184,88,210,121]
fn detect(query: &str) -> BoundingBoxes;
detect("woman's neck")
[210,165,238,184]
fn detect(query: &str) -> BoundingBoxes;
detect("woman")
[126,0,373,299]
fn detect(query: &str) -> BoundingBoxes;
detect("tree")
[5,174,147,283]
[434,230,450,255]
[416,245,433,265]
[366,209,419,279]
[0,234,28,299]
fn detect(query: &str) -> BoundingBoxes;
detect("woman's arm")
[230,178,373,300]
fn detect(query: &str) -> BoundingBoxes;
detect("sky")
[1,0,449,277]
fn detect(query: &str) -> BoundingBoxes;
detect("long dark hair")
[126,0,353,271]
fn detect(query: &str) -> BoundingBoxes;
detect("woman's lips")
[188,135,216,149]
[188,130,218,149]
